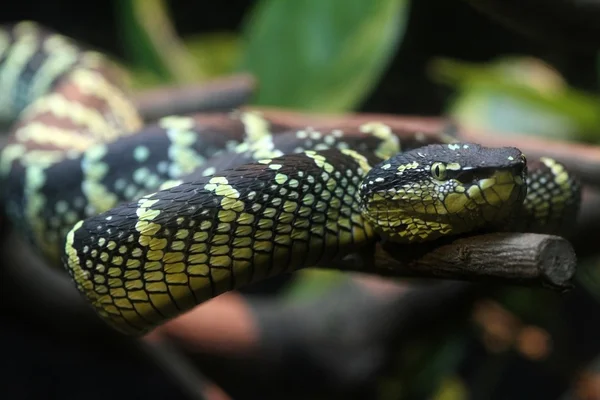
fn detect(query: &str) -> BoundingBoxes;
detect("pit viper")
[0,22,581,336]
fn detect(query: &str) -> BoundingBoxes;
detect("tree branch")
[134,74,256,122]
[327,233,576,291]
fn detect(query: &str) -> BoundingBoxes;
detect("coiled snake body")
[0,22,581,336]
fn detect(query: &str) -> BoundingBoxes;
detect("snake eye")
[431,162,447,180]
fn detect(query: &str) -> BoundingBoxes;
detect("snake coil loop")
[0,21,581,335]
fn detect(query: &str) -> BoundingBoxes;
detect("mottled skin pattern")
[0,21,582,336]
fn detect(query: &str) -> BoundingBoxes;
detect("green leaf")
[430,57,600,143]
[239,0,409,112]
[184,33,242,78]
[116,0,202,85]
[282,269,350,302]
[431,376,469,400]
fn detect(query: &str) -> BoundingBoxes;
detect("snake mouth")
[452,163,526,185]
[362,161,527,241]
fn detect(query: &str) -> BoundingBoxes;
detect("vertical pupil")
[435,165,440,177]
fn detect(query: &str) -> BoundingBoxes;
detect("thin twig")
[134,74,256,122]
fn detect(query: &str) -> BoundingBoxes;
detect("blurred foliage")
[281,268,350,301]
[117,0,409,112]
[238,0,409,111]
[116,0,203,87]
[389,334,468,399]
[112,0,600,399]
[429,56,600,143]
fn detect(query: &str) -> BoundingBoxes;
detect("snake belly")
[0,22,582,336]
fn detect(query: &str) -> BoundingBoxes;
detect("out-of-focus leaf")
[125,67,166,90]
[239,0,409,111]
[430,57,600,143]
[184,33,242,78]
[431,376,469,400]
[379,334,467,400]
[116,0,202,86]
[282,269,350,302]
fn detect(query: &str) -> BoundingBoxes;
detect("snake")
[0,21,581,336]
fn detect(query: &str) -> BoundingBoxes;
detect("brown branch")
[134,74,256,122]
[244,106,449,136]
[244,107,600,189]
[327,233,576,291]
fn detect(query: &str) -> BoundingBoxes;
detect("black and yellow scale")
[0,22,581,335]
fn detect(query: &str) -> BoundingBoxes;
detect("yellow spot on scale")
[159,115,194,131]
[218,210,237,222]
[190,243,207,253]
[136,208,160,221]
[208,176,229,185]
[275,173,288,185]
[176,229,189,239]
[555,172,568,185]
[340,149,372,173]
[127,259,141,268]
[200,221,212,230]
[397,161,419,174]
[133,146,150,162]
[359,122,400,159]
[149,237,168,250]
[136,221,161,239]
[239,111,270,142]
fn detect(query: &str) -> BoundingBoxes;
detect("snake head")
[359,143,527,243]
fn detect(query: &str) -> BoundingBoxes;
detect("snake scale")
[0,22,581,336]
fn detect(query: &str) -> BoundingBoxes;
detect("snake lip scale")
[0,21,582,336]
